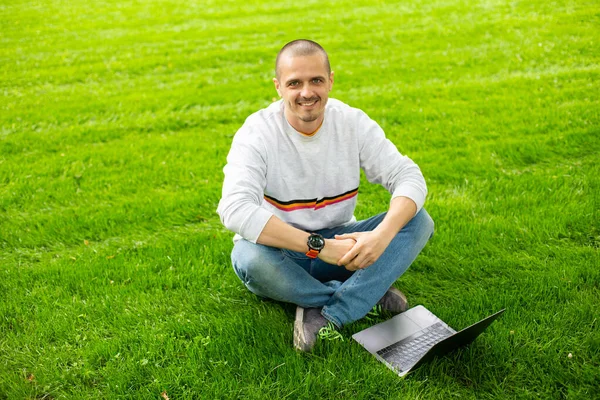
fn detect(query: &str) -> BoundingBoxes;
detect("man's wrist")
[316,239,333,258]
[373,226,396,244]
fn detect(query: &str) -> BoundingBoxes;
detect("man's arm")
[257,215,356,265]
[336,196,417,271]
[330,109,426,271]
[217,125,276,243]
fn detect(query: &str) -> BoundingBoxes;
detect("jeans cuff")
[321,308,342,329]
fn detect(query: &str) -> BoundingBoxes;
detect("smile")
[298,100,318,107]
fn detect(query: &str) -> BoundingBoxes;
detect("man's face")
[273,52,334,132]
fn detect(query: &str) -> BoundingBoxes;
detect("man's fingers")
[345,253,367,271]
[353,257,367,270]
[336,232,363,239]
[338,251,356,266]
[346,254,374,271]
[345,261,360,271]
[338,243,360,266]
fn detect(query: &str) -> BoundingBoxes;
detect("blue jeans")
[231,209,434,328]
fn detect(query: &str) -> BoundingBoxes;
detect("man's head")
[275,39,331,79]
[273,39,334,134]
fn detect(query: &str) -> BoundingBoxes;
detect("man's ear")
[273,78,282,97]
[329,71,334,90]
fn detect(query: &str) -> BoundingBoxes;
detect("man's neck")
[285,113,324,135]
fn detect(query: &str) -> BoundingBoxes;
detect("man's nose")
[300,85,312,98]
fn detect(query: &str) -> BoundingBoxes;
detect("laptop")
[352,305,505,377]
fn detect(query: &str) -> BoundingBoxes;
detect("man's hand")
[256,198,416,271]
[335,231,394,271]
[317,238,356,266]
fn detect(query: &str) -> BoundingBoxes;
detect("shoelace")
[318,322,344,341]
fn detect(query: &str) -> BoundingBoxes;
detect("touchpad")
[373,314,422,343]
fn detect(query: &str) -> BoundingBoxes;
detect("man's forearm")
[335,196,418,270]
[373,196,418,241]
[256,215,311,252]
[256,215,356,265]
[257,197,417,252]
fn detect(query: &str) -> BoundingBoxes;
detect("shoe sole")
[293,307,312,352]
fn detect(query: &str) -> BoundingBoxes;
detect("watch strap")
[305,248,320,259]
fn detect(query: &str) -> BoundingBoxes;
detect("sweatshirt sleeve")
[357,111,427,214]
[216,125,273,243]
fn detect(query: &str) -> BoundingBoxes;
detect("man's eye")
[312,79,322,84]
[288,81,299,87]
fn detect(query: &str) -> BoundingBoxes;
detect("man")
[217,39,434,352]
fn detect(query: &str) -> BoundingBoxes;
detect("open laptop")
[352,305,505,377]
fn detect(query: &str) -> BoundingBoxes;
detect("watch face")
[308,234,325,250]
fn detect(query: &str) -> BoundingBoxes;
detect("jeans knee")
[416,209,435,240]
[231,241,278,284]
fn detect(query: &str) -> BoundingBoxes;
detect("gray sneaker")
[293,307,329,352]
[377,287,409,314]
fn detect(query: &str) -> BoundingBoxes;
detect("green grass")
[1,0,599,398]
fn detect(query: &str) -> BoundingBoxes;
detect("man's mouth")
[297,99,318,107]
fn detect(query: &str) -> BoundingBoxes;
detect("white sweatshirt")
[217,98,427,243]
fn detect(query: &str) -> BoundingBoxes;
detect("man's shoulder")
[233,101,284,144]
[326,98,369,119]
[326,99,382,141]
[326,98,352,112]
[244,100,283,127]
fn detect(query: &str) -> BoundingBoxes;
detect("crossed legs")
[231,209,434,327]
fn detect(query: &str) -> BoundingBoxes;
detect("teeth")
[299,101,316,106]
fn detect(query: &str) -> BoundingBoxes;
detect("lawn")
[1,0,599,398]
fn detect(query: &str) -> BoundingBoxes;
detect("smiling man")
[217,39,434,352]
[274,46,332,132]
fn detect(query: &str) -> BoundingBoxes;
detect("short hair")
[275,39,331,79]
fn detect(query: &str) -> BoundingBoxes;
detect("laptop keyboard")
[376,322,453,371]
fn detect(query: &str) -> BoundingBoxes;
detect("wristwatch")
[306,233,325,259]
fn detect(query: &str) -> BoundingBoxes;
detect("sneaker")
[377,287,409,314]
[293,306,329,352]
